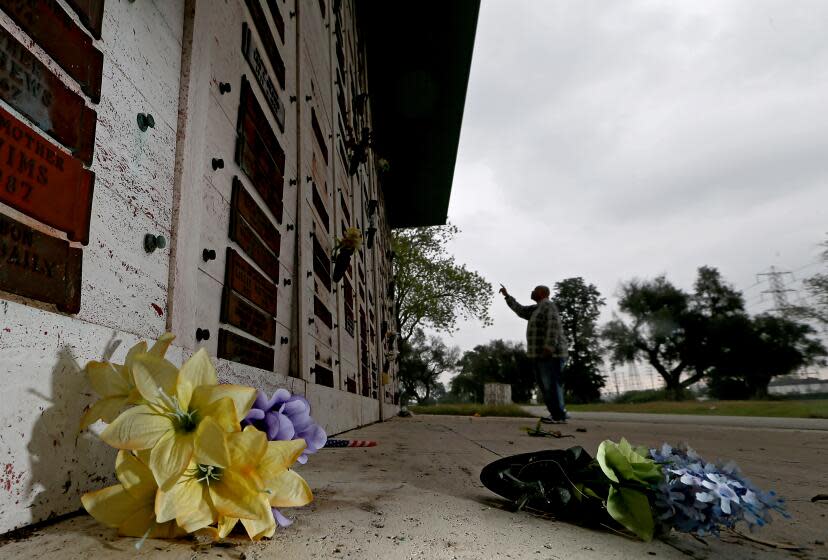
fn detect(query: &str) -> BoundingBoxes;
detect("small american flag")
[323,439,378,448]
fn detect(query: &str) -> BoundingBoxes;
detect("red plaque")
[220,288,276,345]
[229,206,280,283]
[231,177,281,255]
[0,27,97,165]
[217,328,274,371]
[64,0,105,40]
[1,0,104,102]
[224,248,277,315]
[0,212,82,313]
[0,105,94,244]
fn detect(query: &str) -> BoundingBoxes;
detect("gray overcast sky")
[441,0,828,374]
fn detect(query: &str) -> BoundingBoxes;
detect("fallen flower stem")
[728,528,806,551]
[810,494,828,502]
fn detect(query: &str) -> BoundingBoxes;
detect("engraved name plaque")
[0,212,82,313]
[1,0,104,102]
[231,177,281,255]
[241,23,285,131]
[0,27,97,164]
[220,288,276,345]
[0,105,94,244]
[224,247,277,315]
[217,328,274,371]
[242,0,285,88]
[64,0,105,39]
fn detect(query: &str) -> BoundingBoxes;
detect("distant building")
[0,0,480,533]
[768,376,828,396]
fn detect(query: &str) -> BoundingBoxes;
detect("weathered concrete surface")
[1,414,827,559]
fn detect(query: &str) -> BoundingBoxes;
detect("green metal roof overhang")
[359,0,480,229]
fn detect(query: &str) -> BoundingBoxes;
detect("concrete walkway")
[1,414,826,559]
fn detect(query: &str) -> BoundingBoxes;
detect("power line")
[756,266,796,317]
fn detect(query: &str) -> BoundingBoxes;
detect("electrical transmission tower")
[757,266,796,317]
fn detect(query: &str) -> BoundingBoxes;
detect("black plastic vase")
[332,247,354,283]
[480,447,612,526]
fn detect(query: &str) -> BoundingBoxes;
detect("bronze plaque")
[1,0,104,102]
[217,328,274,371]
[311,109,328,164]
[229,207,280,283]
[235,135,283,224]
[0,105,95,244]
[235,79,285,222]
[242,0,285,88]
[64,0,105,39]
[220,288,276,345]
[238,78,286,171]
[0,212,82,313]
[231,176,280,255]
[224,247,277,315]
[0,27,97,165]
[241,24,285,132]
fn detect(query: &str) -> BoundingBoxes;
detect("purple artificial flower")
[242,389,327,464]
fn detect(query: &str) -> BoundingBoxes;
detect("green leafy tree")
[708,314,826,399]
[398,329,459,405]
[553,277,606,403]
[449,340,534,403]
[602,275,699,399]
[392,224,493,342]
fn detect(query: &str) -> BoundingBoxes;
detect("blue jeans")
[534,357,567,420]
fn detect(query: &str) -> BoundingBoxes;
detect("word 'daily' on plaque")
[224,247,277,316]
[217,328,275,371]
[220,288,276,345]
[0,212,82,313]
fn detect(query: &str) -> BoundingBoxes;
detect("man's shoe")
[539,416,566,424]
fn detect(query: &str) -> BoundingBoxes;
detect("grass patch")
[568,399,828,419]
[408,403,534,417]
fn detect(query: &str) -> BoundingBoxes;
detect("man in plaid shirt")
[500,284,569,423]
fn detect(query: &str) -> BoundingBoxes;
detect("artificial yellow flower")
[216,427,313,540]
[80,334,178,429]
[339,227,363,251]
[101,348,256,491]
[81,450,183,539]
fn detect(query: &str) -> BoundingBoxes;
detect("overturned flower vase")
[331,227,363,283]
[80,335,314,543]
[480,439,787,542]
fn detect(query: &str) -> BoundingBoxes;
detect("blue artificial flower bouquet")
[480,439,787,541]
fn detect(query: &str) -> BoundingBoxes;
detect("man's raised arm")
[500,284,536,320]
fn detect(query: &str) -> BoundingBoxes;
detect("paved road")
[523,406,828,431]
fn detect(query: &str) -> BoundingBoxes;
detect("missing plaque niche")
[2,0,104,102]
[0,26,97,164]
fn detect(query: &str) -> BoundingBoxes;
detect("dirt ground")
[1,413,827,560]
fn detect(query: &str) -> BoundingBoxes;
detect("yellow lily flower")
[80,333,177,429]
[100,348,256,491]
[215,427,313,540]
[81,450,183,539]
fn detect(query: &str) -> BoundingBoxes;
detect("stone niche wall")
[0,0,398,534]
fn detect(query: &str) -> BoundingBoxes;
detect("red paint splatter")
[2,328,10,332]
[2,464,23,493]
[151,303,164,316]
